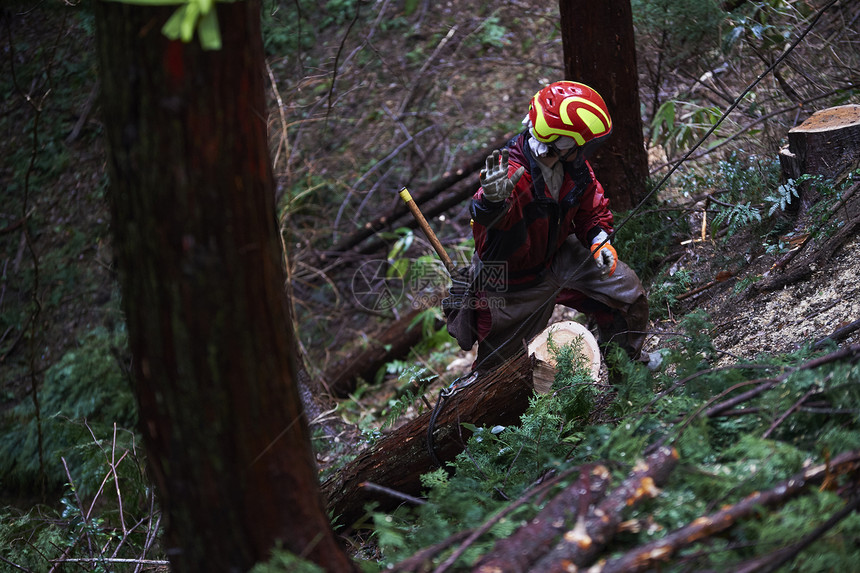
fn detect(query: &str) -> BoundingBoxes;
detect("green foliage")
[633,0,725,65]
[260,0,321,57]
[251,545,325,573]
[368,340,607,568]
[650,100,723,157]
[648,268,694,320]
[361,306,860,570]
[764,178,800,216]
[468,14,510,49]
[0,426,159,571]
[612,193,688,284]
[0,326,137,496]
[722,0,797,55]
[749,491,860,572]
[677,152,785,240]
[379,364,436,429]
[713,200,762,234]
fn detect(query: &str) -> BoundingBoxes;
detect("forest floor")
[3,0,860,523]
[3,1,860,571]
[4,0,859,439]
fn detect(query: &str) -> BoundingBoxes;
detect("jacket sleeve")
[572,163,614,245]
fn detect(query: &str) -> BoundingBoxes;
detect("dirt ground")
[681,232,860,361]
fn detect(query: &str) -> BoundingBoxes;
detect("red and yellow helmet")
[528,81,613,148]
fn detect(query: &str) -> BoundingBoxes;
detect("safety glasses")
[548,143,579,163]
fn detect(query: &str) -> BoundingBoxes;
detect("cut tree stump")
[527,321,601,393]
[779,104,860,216]
[779,104,860,181]
[322,351,536,529]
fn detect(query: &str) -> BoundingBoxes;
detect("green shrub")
[0,326,137,496]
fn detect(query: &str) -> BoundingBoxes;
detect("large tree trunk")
[94,2,356,571]
[559,0,649,211]
[323,352,536,529]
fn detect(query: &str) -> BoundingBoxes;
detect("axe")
[398,187,456,275]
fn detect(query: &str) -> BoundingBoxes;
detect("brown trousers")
[473,236,649,371]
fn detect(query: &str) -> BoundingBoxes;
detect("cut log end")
[527,321,601,394]
[783,104,860,182]
[788,104,860,134]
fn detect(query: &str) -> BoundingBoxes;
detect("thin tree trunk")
[559,0,649,210]
[94,2,356,570]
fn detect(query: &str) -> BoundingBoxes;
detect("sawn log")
[322,351,536,529]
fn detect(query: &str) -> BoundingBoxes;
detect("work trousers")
[474,236,649,371]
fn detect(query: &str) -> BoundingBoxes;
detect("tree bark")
[474,464,612,573]
[318,134,513,260]
[779,104,860,181]
[779,104,860,217]
[94,2,356,571]
[322,352,536,529]
[559,0,649,211]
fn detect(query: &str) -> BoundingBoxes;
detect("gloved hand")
[480,149,525,202]
[590,230,617,277]
[441,267,472,314]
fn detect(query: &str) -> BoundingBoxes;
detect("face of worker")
[536,145,580,168]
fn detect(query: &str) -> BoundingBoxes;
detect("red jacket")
[470,131,614,291]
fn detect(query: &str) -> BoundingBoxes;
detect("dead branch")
[596,449,860,573]
[814,318,860,349]
[316,134,512,261]
[529,447,680,572]
[675,271,734,301]
[474,465,612,573]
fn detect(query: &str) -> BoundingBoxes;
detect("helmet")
[528,81,612,159]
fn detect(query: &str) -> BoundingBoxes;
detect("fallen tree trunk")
[473,464,612,573]
[322,351,536,529]
[597,449,860,573]
[318,134,513,261]
[529,447,680,573]
[323,307,428,397]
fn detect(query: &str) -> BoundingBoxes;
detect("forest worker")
[444,80,660,373]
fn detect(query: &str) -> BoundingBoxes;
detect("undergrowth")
[0,325,136,497]
[360,313,860,571]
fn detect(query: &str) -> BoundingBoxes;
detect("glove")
[480,148,525,203]
[590,230,617,277]
[441,267,472,314]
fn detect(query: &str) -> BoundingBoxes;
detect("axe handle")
[399,187,456,274]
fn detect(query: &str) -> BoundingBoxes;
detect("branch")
[474,464,612,573]
[596,449,860,573]
[530,447,680,572]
